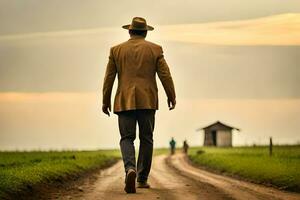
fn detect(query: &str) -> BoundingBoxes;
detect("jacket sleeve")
[156,46,176,101]
[102,48,117,107]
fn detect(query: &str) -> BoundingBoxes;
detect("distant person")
[183,139,189,154]
[169,137,176,155]
[102,17,176,193]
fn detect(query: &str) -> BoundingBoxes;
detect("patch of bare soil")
[34,155,233,200]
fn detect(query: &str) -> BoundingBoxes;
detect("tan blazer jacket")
[102,35,176,113]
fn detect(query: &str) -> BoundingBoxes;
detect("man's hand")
[102,104,111,116]
[168,99,176,110]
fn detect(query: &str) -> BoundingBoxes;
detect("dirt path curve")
[168,153,300,200]
[54,154,300,200]
[74,154,231,200]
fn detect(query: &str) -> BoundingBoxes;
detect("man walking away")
[102,17,176,193]
[183,139,189,154]
[169,137,176,155]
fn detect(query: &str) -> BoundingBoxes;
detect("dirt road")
[46,154,300,200]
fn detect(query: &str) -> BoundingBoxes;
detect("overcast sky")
[0,13,299,98]
[1,0,300,35]
[0,0,299,150]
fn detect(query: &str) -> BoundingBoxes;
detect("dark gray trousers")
[117,109,155,182]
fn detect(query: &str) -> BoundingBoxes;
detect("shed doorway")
[212,130,217,146]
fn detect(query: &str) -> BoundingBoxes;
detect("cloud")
[2,13,299,45]
[157,13,300,45]
[0,27,119,41]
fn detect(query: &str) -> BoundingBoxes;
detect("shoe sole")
[137,182,150,188]
[137,185,150,188]
[125,171,136,193]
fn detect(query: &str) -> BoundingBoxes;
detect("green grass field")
[188,145,300,192]
[0,150,120,198]
[0,148,170,198]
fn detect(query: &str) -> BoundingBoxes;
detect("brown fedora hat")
[122,17,154,31]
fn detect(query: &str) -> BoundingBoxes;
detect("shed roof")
[196,121,240,132]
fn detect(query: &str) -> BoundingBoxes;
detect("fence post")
[269,137,273,157]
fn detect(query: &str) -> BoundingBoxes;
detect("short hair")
[129,29,147,37]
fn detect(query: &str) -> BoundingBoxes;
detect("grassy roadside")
[153,147,170,156]
[0,150,120,198]
[188,145,300,192]
[0,148,169,198]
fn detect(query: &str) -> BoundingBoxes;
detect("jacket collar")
[129,35,145,41]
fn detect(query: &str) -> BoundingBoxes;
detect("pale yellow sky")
[1,13,300,46]
[1,92,299,150]
[1,0,300,35]
[1,14,299,96]
[0,1,299,150]
[159,13,300,45]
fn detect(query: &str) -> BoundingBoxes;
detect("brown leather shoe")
[137,181,150,188]
[124,169,136,193]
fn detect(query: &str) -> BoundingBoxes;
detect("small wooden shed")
[196,121,240,147]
